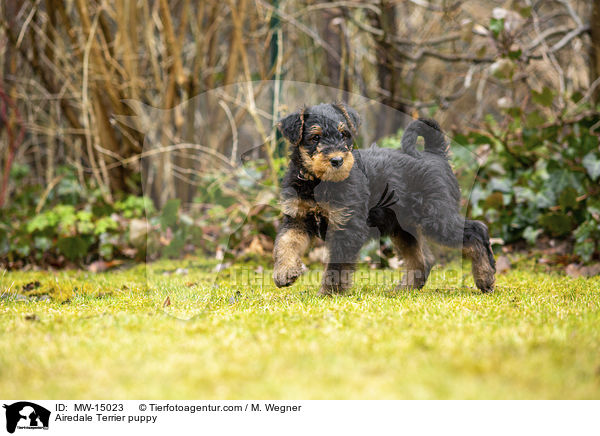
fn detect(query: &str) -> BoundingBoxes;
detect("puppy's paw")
[317,285,346,296]
[472,260,496,293]
[396,270,426,290]
[475,275,495,293]
[273,262,307,287]
[395,282,424,291]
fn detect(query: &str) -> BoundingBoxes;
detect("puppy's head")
[278,102,360,182]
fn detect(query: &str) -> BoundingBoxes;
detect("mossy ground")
[1,258,599,399]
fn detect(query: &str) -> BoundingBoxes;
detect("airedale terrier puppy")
[272,102,496,294]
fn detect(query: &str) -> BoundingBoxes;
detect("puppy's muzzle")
[330,156,343,168]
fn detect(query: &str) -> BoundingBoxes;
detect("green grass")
[1,258,599,399]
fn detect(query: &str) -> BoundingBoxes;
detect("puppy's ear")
[335,102,361,131]
[345,105,361,129]
[277,111,304,145]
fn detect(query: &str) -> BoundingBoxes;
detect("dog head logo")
[3,402,50,433]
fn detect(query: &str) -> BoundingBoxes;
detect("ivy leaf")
[531,87,554,107]
[523,226,542,245]
[488,177,512,193]
[575,240,595,263]
[525,110,546,128]
[558,187,578,210]
[582,152,600,181]
[57,236,91,261]
[539,213,574,236]
[34,237,52,251]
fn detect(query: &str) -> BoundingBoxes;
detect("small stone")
[496,255,512,274]
[566,263,583,278]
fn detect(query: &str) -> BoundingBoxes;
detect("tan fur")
[333,103,357,135]
[280,198,350,229]
[391,232,432,289]
[300,148,354,182]
[337,122,347,133]
[463,245,495,290]
[273,228,310,287]
[308,125,322,135]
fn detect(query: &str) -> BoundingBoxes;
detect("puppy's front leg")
[319,229,366,295]
[273,216,311,287]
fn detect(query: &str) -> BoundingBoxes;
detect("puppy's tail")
[401,118,448,158]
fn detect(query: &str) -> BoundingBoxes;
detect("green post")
[270,0,284,158]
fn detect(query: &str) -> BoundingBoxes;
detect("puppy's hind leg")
[391,228,433,290]
[463,220,496,293]
[420,212,496,293]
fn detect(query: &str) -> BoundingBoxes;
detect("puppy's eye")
[311,135,321,143]
[342,130,351,138]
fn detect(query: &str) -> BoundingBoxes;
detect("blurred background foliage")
[0,0,599,269]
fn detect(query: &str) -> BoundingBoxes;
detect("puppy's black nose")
[330,157,343,168]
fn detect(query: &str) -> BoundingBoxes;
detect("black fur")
[401,118,448,158]
[273,103,496,294]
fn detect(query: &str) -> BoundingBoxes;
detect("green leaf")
[523,226,542,244]
[571,91,584,103]
[27,213,54,232]
[582,152,600,181]
[160,199,181,230]
[488,177,512,193]
[34,236,52,251]
[57,236,91,261]
[489,18,504,37]
[76,210,93,222]
[539,213,574,236]
[508,48,522,60]
[517,6,532,17]
[162,229,186,258]
[558,187,578,210]
[76,220,95,234]
[95,216,119,235]
[484,192,504,209]
[99,242,114,260]
[525,110,546,128]
[531,87,554,107]
[588,199,600,216]
[574,240,595,263]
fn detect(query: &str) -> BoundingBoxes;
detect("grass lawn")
[1,258,599,399]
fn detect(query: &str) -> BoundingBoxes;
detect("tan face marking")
[308,125,323,135]
[301,149,354,182]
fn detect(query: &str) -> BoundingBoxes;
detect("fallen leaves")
[565,263,600,278]
[87,260,125,273]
